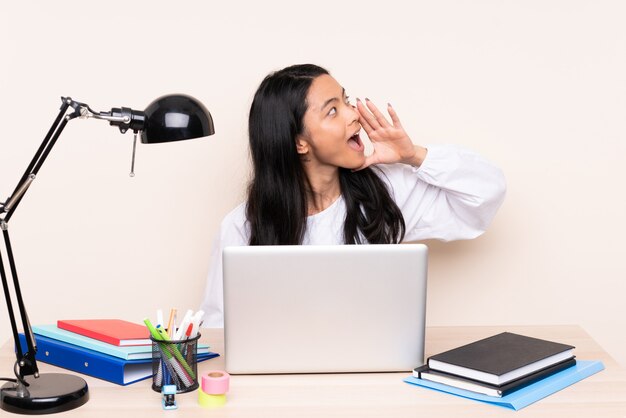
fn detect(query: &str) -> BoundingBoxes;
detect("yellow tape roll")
[198,388,226,408]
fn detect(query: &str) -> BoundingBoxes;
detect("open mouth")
[347,131,364,152]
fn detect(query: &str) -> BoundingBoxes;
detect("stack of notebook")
[405,332,604,410]
[18,319,218,385]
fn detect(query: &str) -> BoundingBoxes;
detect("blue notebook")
[18,333,219,386]
[404,360,604,410]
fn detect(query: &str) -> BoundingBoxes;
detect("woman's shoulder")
[218,202,249,244]
[222,201,247,224]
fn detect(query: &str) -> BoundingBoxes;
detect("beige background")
[1,1,624,366]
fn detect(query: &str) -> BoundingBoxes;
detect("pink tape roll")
[201,370,230,395]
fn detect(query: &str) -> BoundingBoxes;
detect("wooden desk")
[1,325,625,417]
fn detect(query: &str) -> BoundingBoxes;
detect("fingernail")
[388,102,392,107]
[356,98,361,102]
[365,97,370,101]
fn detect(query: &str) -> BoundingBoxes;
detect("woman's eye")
[345,96,351,105]
[328,107,336,116]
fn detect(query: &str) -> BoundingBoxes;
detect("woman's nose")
[347,102,359,125]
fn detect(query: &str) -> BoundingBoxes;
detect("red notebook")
[57,319,151,346]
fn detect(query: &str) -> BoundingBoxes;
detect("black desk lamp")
[0,94,214,414]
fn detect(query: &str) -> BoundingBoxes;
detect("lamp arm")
[0,98,84,382]
[0,96,148,384]
[2,98,79,222]
[0,225,39,381]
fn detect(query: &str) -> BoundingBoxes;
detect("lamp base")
[0,373,89,415]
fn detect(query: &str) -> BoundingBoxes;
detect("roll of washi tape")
[198,389,226,408]
[201,370,230,395]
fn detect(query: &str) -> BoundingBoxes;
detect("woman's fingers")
[387,103,403,128]
[356,99,377,133]
[357,98,403,147]
[365,99,391,128]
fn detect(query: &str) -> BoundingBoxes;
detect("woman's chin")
[342,156,366,171]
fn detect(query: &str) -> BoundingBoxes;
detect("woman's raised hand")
[354,98,425,170]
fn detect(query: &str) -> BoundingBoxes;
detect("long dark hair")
[246,64,405,245]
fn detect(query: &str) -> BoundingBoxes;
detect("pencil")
[166,308,177,338]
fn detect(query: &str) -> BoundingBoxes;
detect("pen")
[156,309,164,328]
[190,311,203,339]
[144,318,163,341]
[184,323,194,339]
[174,310,194,341]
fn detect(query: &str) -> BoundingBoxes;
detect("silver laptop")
[223,244,428,374]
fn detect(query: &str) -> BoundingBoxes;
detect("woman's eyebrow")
[320,88,346,112]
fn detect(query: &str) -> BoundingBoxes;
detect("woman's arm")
[376,144,506,242]
[356,99,506,241]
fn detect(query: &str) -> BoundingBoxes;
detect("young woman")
[200,64,506,327]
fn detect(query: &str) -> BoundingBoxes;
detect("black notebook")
[414,357,577,397]
[427,332,575,385]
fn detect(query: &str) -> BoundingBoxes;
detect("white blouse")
[200,144,507,327]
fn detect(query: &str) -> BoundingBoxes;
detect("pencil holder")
[151,333,200,393]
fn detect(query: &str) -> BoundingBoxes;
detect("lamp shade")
[140,94,215,143]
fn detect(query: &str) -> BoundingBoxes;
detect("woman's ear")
[295,135,309,155]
